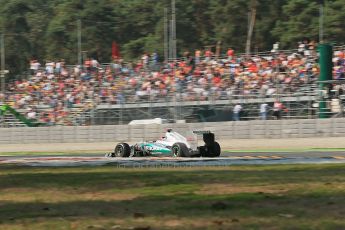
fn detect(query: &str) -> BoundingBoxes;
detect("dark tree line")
[0,0,344,77]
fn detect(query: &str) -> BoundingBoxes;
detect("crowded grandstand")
[0,41,345,126]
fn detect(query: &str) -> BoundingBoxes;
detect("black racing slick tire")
[114,143,131,157]
[203,132,215,146]
[172,142,189,157]
[206,141,221,157]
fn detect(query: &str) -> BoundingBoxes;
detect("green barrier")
[318,44,333,118]
[0,104,45,127]
[0,105,6,115]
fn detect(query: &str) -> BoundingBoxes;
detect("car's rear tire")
[206,141,221,157]
[114,143,131,157]
[172,142,189,157]
[203,132,215,146]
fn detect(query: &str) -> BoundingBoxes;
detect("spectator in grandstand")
[334,51,345,80]
[227,47,234,61]
[55,59,64,74]
[26,107,37,120]
[204,48,213,62]
[297,41,306,56]
[91,58,100,72]
[271,42,279,53]
[45,60,55,74]
[233,103,242,121]
[259,103,269,120]
[152,51,159,64]
[194,49,201,64]
[29,59,41,75]
[272,100,286,120]
[141,53,150,69]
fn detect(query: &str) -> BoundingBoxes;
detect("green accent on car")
[139,143,172,155]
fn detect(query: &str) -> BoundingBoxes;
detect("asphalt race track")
[1,151,345,167]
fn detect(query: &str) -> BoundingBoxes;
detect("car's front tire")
[114,143,131,157]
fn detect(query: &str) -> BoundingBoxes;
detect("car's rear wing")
[192,130,212,135]
[192,131,215,146]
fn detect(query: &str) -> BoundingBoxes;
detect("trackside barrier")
[1,118,345,144]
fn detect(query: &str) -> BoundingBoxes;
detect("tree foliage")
[0,0,344,76]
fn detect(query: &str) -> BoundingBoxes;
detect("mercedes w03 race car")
[106,129,221,158]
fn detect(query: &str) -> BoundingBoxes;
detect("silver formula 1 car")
[106,129,221,158]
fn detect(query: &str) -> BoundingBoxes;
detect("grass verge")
[225,148,345,153]
[0,150,109,156]
[0,164,344,230]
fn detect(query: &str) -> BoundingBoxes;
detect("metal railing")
[0,82,321,127]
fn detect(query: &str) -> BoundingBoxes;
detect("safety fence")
[0,84,320,127]
[1,118,345,144]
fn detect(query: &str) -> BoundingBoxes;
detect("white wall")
[1,118,345,144]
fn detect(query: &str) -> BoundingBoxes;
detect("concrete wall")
[1,118,345,144]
